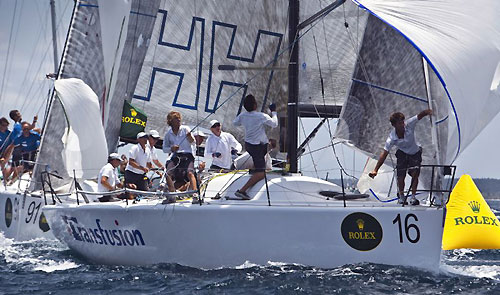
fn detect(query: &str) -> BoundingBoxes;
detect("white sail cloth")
[352,0,500,163]
[54,79,108,179]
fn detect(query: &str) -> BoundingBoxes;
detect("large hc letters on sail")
[133,9,283,114]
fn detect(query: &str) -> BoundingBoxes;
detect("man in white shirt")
[233,94,278,199]
[163,111,197,191]
[369,109,432,205]
[204,119,242,170]
[125,132,152,191]
[97,153,123,202]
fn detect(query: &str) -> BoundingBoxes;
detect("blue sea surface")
[1,201,500,295]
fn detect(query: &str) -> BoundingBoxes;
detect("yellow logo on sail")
[130,109,137,117]
[442,175,500,250]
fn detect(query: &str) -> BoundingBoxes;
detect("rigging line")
[4,0,25,100]
[299,118,319,178]
[20,0,72,113]
[312,103,357,180]
[308,27,357,181]
[14,15,48,104]
[0,0,19,110]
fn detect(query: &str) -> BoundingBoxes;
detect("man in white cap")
[204,119,241,170]
[125,131,152,191]
[97,153,123,201]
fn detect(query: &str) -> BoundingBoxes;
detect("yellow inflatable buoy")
[442,175,500,250]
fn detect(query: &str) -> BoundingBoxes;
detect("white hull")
[0,189,54,241]
[43,173,445,270]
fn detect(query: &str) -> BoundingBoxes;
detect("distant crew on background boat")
[369,109,433,205]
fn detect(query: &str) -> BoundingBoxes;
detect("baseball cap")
[192,130,206,137]
[136,131,148,139]
[209,119,220,127]
[148,130,160,139]
[108,153,121,161]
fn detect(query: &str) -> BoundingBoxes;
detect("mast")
[50,0,59,73]
[287,0,299,173]
[288,0,346,173]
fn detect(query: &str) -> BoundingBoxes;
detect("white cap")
[148,129,160,139]
[108,153,121,161]
[209,119,220,127]
[192,130,206,137]
[136,131,148,139]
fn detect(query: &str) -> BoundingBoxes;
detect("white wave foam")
[33,260,79,273]
[0,232,80,272]
[235,260,259,269]
[441,263,500,280]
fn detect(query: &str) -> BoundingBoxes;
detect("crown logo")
[468,201,480,213]
[356,219,365,231]
[130,109,137,117]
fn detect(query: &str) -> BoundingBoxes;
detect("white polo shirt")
[204,131,242,169]
[384,116,420,155]
[125,143,151,174]
[98,163,120,192]
[233,111,278,144]
[162,125,194,154]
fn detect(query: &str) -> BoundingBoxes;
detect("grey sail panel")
[335,15,450,189]
[32,0,106,190]
[105,0,161,152]
[298,1,368,108]
[132,0,289,141]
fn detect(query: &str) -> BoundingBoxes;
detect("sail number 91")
[393,213,420,243]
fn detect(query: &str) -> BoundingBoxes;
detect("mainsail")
[33,0,160,189]
[298,0,368,109]
[132,0,289,141]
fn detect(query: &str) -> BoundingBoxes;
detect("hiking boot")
[397,196,408,205]
[235,190,252,200]
[409,197,420,206]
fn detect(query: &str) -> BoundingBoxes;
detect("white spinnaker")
[54,79,108,179]
[353,0,500,163]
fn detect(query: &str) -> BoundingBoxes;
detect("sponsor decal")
[120,101,147,139]
[62,216,145,247]
[453,201,499,226]
[39,212,50,232]
[5,198,12,228]
[341,212,383,251]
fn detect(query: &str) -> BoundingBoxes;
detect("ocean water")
[1,201,499,294]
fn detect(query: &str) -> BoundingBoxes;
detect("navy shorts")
[245,142,268,173]
[395,148,422,178]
